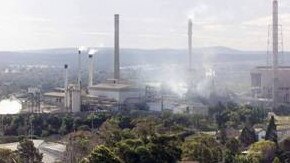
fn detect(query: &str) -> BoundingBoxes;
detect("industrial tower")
[272,0,279,109]
[114,14,120,81]
[187,19,194,94]
[188,19,193,71]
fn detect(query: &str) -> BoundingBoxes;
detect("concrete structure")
[44,84,81,113]
[88,54,94,87]
[68,84,81,112]
[82,95,118,111]
[114,14,120,81]
[251,66,290,104]
[88,81,140,104]
[43,15,141,112]
[44,92,65,106]
[64,64,69,109]
[188,19,193,70]
[272,0,279,108]
[78,50,82,87]
[250,0,286,107]
[87,15,142,107]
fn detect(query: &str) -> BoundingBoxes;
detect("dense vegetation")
[0,103,290,162]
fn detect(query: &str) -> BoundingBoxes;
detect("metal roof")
[89,83,137,91]
[44,92,65,97]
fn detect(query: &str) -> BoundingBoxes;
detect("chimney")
[88,54,94,87]
[64,64,68,108]
[78,50,82,88]
[188,19,193,70]
[114,14,120,81]
[272,0,279,108]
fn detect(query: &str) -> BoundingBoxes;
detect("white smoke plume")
[88,48,98,55]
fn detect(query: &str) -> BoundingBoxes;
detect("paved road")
[0,139,66,163]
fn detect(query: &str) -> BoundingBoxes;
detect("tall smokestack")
[114,14,120,81]
[188,19,193,70]
[88,54,94,87]
[272,0,279,108]
[64,64,68,108]
[78,50,82,88]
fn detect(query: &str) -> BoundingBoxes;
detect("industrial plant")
[250,0,290,109]
[41,14,142,114]
[1,0,290,163]
[0,0,288,116]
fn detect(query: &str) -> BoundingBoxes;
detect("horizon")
[3,46,286,53]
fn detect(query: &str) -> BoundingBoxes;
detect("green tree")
[218,127,227,145]
[224,138,241,163]
[234,155,251,163]
[99,119,126,146]
[0,148,18,163]
[132,117,157,141]
[279,137,290,162]
[29,115,43,137]
[17,139,43,163]
[59,115,74,135]
[182,135,223,163]
[239,125,257,147]
[113,135,181,163]
[265,116,277,143]
[273,157,280,163]
[82,145,122,163]
[226,138,241,155]
[115,139,152,163]
[148,135,182,163]
[183,142,213,163]
[224,150,235,163]
[247,140,276,162]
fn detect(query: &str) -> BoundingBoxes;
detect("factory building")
[42,14,141,113]
[43,91,64,107]
[88,82,140,104]
[250,0,288,108]
[251,66,290,104]
[87,14,141,107]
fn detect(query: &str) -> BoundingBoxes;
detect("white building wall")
[251,68,290,103]
[89,90,120,101]
[88,89,140,104]
[71,90,81,113]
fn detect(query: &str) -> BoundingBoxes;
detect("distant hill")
[0,47,288,70]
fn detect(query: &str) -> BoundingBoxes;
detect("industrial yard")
[0,0,290,162]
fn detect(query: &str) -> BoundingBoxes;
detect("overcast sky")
[0,0,290,51]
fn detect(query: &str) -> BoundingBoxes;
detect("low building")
[88,80,141,105]
[43,92,65,107]
[251,66,290,104]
